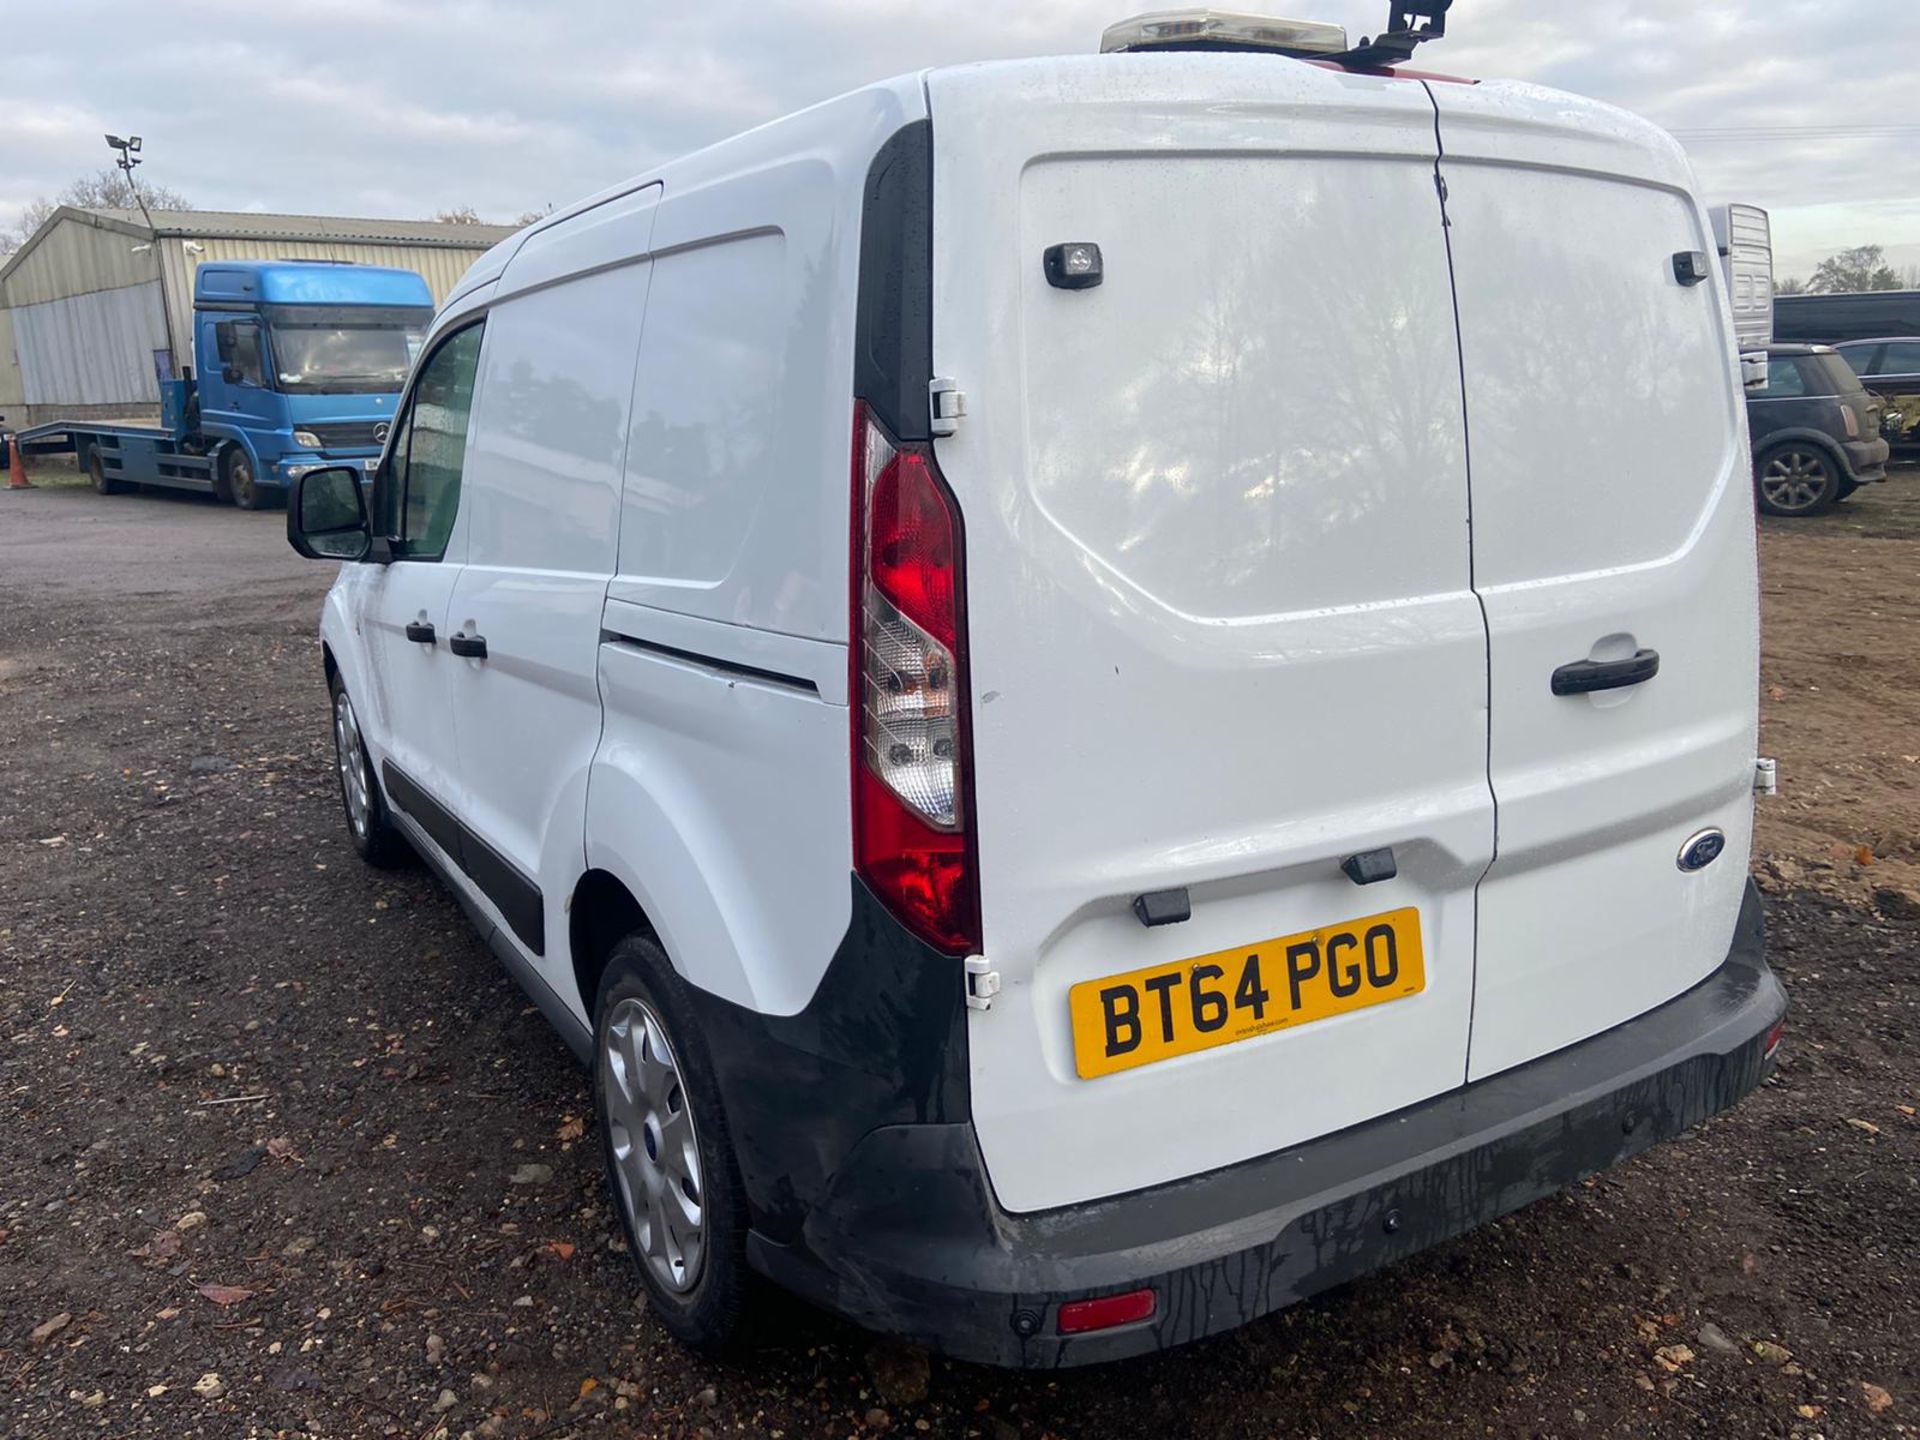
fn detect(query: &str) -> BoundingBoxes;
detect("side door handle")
[404,620,436,644]
[449,631,488,660]
[1551,648,1659,696]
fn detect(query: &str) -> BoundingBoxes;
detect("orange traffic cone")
[6,435,31,489]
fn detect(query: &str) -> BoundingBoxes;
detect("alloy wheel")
[333,689,371,840]
[602,997,706,1293]
[1759,449,1833,514]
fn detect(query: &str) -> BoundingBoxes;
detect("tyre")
[328,673,409,868]
[1755,444,1841,517]
[223,447,263,510]
[594,936,751,1351]
[88,448,126,495]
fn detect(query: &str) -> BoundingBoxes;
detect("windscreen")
[263,304,431,394]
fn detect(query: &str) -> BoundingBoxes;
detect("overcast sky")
[4,0,1916,280]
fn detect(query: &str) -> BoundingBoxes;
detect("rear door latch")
[964,955,1000,1011]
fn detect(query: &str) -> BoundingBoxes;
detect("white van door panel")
[444,225,657,981]
[1431,84,1759,1081]
[928,60,1493,1215]
[352,323,484,825]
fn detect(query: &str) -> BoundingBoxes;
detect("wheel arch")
[1753,427,1847,471]
[569,868,660,1023]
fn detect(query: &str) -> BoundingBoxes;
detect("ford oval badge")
[1677,828,1727,873]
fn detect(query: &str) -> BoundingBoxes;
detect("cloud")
[3,0,1916,278]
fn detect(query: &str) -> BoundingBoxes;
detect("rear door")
[1429,84,1760,1081]
[928,59,1493,1215]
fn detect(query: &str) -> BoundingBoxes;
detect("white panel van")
[288,12,1786,1367]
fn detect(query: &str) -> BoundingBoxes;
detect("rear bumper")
[1843,435,1891,481]
[750,881,1783,1367]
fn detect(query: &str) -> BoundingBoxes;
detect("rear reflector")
[1058,1289,1157,1335]
[1764,1017,1785,1059]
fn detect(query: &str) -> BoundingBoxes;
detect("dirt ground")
[1,468,1916,1440]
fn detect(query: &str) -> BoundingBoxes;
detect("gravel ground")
[1,476,1916,1439]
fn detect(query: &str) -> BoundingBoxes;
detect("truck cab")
[193,261,432,506]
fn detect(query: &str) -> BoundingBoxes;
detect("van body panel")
[928,57,1495,1214]
[444,240,655,990]
[610,85,928,647]
[588,624,853,1016]
[1428,81,1760,1080]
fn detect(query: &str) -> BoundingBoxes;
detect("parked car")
[1832,338,1920,458]
[1774,289,1920,344]
[285,25,1784,1367]
[1747,343,1890,516]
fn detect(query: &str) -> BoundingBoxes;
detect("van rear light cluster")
[852,405,980,955]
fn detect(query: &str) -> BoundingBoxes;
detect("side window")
[1836,345,1877,377]
[1760,360,1807,398]
[230,322,267,387]
[379,323,484,561]
[1879,341,1920,377]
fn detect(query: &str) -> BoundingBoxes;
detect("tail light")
[851,404,980,955]
[1842,404,1860,438]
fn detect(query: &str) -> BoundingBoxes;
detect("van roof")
[448,52,1680,311]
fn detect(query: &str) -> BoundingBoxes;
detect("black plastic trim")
[748,882,1784,1368]
[601,630,818,695]
[380,760,544,955]
[853,120,933,443]
[677,872,969,1247]
[388,806,591,1062]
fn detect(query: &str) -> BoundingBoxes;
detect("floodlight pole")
[105,133,183,393]
[105,134,156,235]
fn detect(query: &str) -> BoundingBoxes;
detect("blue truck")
[19,260,432,508]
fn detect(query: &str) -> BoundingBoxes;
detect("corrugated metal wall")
[13,282,169,406]
[0,308,23,411]
[159,236,488,372]
[3,214,165,307]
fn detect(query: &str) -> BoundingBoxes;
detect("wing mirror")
[1739,352,1769,391]
[288,466,375,562]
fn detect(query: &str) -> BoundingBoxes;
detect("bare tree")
[1776,275,1807,296]
[432,206,488,225]
[4,167,193,254]
[513,206,554,227]
[1807,244,1902,294]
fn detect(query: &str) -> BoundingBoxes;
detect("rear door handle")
[404,621,436,644]
[449,631,488,660]
[1551,648,1659,696]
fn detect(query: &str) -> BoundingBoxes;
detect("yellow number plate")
[1068,907,1425,1080]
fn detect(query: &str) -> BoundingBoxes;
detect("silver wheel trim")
[1761,450,1831,511]
[333,690,371,840]
[602,997,706,1293]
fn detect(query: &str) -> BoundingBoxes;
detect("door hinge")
[964,954,1000,1011]
[1754,757,1778,796]
[930,377,965,437]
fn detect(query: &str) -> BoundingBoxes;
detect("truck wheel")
[88,449,126,496]
[223,449,262,510]
[1755,445,1840,517]
[329,673,408,868]
[594,937,751,1352]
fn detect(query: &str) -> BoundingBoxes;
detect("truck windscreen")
[261,304,432,395]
